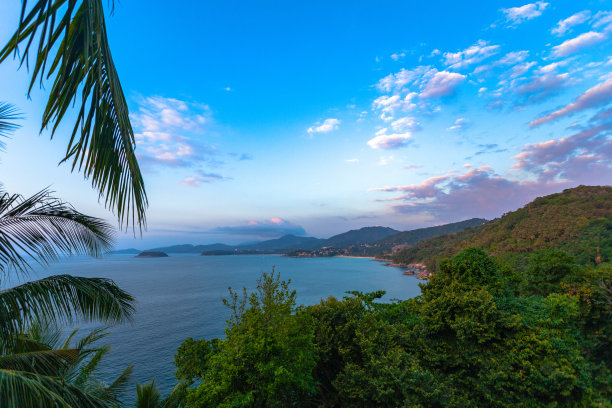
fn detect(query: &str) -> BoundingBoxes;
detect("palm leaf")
[0,102,21,147]
[0,368,108,408]
[0,187,114,274]
[0,348,79,376]
[89,365,133,407]
[0,0,148,231]
[0,275,135,346]
[136,379,162,408]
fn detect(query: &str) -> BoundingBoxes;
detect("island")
[135,251,169,258]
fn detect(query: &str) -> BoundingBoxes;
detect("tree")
[178,270,317,407]
[0,0,147,230]
[0,186,136,407]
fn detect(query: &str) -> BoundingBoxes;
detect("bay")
[22,254,422,398]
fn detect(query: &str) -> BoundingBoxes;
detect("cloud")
[443,40,500,70]
[390,116,422,132]
[371,112,612,221]
[211,218,307,239]
[345,158,359,163]
[592,11,612,32]
[367,128,412,149]
[513,121,612,179]
[502,2,549,26]
[391,52,406,61]
[420,70,466,98]
[551,11,591,36]
[517,73,571,103]
[308,118,341,134]
[552,31,606,58]
[132,96,218,169]
[181,171,230,187]
[447,118,470,131]
[530,78,612,127]
[377,66,431,92]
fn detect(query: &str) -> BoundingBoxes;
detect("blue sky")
[1,0,611,247]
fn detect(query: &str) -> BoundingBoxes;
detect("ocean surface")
[19,254,422,398]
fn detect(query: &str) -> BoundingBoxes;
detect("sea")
[17,254,422,400]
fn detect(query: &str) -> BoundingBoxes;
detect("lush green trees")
[179,271,317,407]
[175,248,611,407]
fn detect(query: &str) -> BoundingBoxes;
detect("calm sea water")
[21,254,422,398]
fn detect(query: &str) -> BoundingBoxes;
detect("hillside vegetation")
[393,185,612,271]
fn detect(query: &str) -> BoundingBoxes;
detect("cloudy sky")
[0,0,611,247]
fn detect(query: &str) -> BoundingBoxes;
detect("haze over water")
[28,254,421,396]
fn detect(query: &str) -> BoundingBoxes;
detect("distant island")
[135,251,169,258]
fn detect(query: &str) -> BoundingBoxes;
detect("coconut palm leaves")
[0,103,21,148]
[0,187,114,275]
[0,275,135,348]
[0,0,148,231]
[1,322,133,408]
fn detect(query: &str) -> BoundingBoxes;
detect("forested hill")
[372,218,486,254]
[392,185,612,271]
[320,226,399,248]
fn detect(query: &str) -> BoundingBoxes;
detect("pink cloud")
[530,78,612,127]
[552,31,606,58]
[420,70,466,98]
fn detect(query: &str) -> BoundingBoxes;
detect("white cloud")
[502,1,549,25]
[345,158,359,163]
[307,118,341,134]
[530,77,612,126]
[592,11,612,32]
[132,96,216,168]
[552,31,606,57]
[367,129,412,149]
[391,52,406,61]
[378,155,394,165]
[447,118,470,131]
[443,40,500,70]
[390,116,421,132]
[377,66,432,92]
[551,11,591,36]
[420,70,466,98]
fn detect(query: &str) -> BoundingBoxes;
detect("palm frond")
[0,275,135,346]
[0,102,21,146]
[0,187,114,275]
[89,365,133,407]
[71,344,109,386]
[0,368,108,408]
[136,379,162,408]
[0,0,148,231]
[0,348,79,376]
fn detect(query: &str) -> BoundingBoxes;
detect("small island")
[135,251,169,258]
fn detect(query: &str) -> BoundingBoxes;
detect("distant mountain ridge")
[392,185,612,272]
[118,223,484,256]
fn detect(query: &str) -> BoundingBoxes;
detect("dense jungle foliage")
[170,247,612,407]
[392,186,612,272]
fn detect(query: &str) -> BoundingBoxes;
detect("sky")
[0,0,611,248]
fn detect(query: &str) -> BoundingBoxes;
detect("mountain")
[149,243,234,253]
[392,185,612,272]
[372,218,487,253]
[238,235,324,251]
[110,248,141,254]
[320,226,400,248]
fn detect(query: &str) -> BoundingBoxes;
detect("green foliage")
[522,249,579,296]
[393,186,612,272]
[179,270,317,407]
[175,249,612,407]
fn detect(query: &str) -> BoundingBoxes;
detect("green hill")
[371,218,486,254]
[321,226,400,248]
[392,185,612,272]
